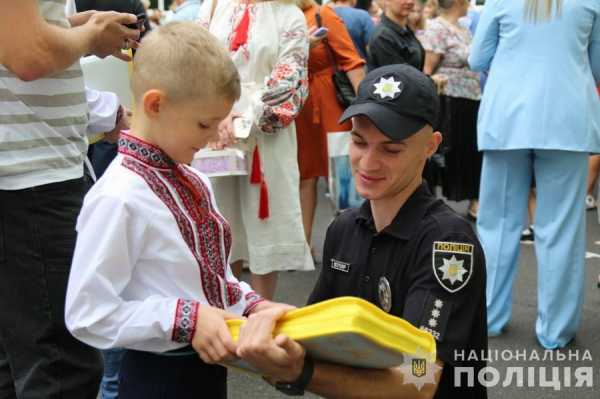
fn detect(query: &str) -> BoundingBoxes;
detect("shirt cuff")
[171,299,199,344]
[243,292,267,317]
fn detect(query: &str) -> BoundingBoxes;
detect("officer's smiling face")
[349,115,439,204]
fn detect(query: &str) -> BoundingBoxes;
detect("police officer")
[235,64,488,398]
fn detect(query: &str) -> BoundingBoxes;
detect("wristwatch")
[275,355,314,396]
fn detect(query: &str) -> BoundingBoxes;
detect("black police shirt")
[368,14,425,71]
[308,182,487,399]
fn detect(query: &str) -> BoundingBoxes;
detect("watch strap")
[275,355,314,396]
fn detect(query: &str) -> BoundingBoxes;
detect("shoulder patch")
[418,291,452,343]
[432,241,474,293]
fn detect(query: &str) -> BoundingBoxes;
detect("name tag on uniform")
[331,259,350,273]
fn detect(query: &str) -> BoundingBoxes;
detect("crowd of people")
[0,0,598,398]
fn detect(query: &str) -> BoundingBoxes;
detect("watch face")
[275,382,304,396]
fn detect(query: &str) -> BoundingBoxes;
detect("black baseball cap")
[339,64,439,141]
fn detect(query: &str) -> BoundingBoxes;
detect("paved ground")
[228,181,600,398]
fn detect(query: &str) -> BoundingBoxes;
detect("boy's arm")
[65,192,194,352]
[0,0,140,81]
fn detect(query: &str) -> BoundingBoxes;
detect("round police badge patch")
[378,277,392,313]
[432,241,474,293]
[373,76,403,100]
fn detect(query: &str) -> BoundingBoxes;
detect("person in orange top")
[296,0,366,257]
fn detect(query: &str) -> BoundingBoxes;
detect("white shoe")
[586,195,597,211]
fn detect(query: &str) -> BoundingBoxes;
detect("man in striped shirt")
[0,1,141,397]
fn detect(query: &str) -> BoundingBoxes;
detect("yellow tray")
[224,296,436,375]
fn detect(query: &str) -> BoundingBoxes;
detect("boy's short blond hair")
[131,21,241,105]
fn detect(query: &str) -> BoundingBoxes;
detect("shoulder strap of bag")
[316,6,341,72]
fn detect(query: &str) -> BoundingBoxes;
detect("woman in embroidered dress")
[421,0,481,218]
[296,0,365,259]
[197,0,313,300]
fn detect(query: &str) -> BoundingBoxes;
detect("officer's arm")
[236,307,444,399]
[305,358,444,399]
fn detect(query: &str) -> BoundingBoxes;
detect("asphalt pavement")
[228,181,600,398]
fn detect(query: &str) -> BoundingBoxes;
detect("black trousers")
[0,175,103,399]
[118,348,228,399]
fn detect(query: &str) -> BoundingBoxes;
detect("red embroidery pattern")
[172,300,199,343]
[119,133,243,310]
[227,2,257,61]
[282,29,308,42]
[243,292,267,316]
[259,50,309,133]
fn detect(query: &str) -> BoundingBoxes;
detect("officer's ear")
[425,130,442,158]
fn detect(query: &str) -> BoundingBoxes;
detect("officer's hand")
[236,306,306,382]
[192,306,241,364]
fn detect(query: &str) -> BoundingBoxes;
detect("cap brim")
[339,102,426,141]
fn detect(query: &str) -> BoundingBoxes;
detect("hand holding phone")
[312,27,329,37]
[232,117,253,139]
[122,13,146,30]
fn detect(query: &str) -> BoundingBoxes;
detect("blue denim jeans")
[0,175,103,399]
[101,348,126,399]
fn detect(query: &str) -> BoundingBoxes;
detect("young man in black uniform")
[235,64,488,399]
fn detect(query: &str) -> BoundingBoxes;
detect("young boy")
[65,21,291,399]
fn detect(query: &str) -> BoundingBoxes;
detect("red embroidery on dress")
[227,2,257,61]
[258,50,309,133]
[282,29,308,42]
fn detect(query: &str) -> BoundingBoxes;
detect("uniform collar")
[118,131,177,170]
[355,181,438,240]
[380,13,414,37]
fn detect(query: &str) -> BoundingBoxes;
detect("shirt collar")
[380,14,414,37]
[355,181,439,240]
[118,131,177,170]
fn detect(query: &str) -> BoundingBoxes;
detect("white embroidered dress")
[197,0,314,274]
[65,133,264,351]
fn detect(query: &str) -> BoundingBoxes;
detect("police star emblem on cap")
[373,76,402,99]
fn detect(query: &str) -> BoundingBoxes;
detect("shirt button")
[365,276,370,283]
[371,247,376,254]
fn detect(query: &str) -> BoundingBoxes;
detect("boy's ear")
[142,90,166,120]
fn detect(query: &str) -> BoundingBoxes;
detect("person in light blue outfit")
[469,0,600,349]
[170,0,202,22]
[459,5,487,90]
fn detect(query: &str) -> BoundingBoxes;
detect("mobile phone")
[122,13,146,30]
[233,117,253,139]
[312,27,329,37]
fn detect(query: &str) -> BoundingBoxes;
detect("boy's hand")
[192,306,241,364]
[250,300,296,314]
[236,306,306,382]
